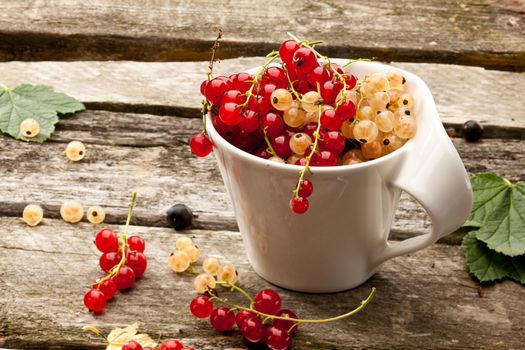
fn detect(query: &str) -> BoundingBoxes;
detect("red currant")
[204,77,229,105]
[290,196,309,214]
[239,110,259,133]
[312,150,338,167]
[113,265,136,290]
[240,316,266,344]
[235,309,256,327]
[219,102,242,126]
[273,309,298,334]
[262,112,284,138]
[307,65,332,86]
[99,251,122,272]
[83,288,106,313]
[253,289,282,315]
[335,100,356,120]
[254,146,271,159]
[260,82,278,98]
[343,73,357,90]
[321,131,345,155]
[232,72,253,93]
[190,296,213,319]
[189,132,213,157]
[127,236,145,253]
[270,134,292,159]
[222,89,245,104]
[320,109,343,131]
[92,278,117,300]
[297,180,313,198]
[247,94,272,115]
[159,339,184,350]
[266,326,292,350]
[279,40,300,66]
[210,307,236,332]
[292,47,319,77]
[262,66,287,88]
[95,228,118,253]
[199,80,208,96]
[127,251,147,278]
[231,130,256,152]
[122,340,143,350]
[321,80,343,105]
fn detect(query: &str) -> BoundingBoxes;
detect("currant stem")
[207,28,223,80]
[213,287,376,324]
[216,280,254,303]
[241,54,280,109]
[263,127,278,158]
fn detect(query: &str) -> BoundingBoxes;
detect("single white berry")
[60,200,84,223]
[65,141,86,161]
[22,204,43,226]
[86,206,105,224]
[168,251,191,272]
[194,273,216,294]
[202,257,221,276]
[20,119,40,138]
[182,245,200,263]
[175,236,193,251]
[217,265,238,284]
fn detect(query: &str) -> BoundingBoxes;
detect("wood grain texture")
[0,218,524,349]
[0,59,524,138]
[0,110,523,237]
[0,0,523,70]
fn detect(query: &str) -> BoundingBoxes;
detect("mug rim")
[206,60,426,174]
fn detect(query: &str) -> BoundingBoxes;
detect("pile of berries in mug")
[190,38,416,214]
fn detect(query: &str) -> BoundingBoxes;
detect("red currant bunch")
[83,193,148,314]
[191,34,417,215]
[189,289,297,350]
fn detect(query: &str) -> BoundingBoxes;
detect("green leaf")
[461,173,525,257]
[0,84,84,142]
[463,232,525,284]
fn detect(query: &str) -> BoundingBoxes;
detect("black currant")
[167,204,193,230]
[462,120,484,142]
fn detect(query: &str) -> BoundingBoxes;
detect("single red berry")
[266,326,292,350]
[83,288,106,313]
[210,307,236,332]
[204,77,229,105]
[231,130,256,152]
[335,100,356,120]
[240,316,266,344]
[239,110,259,133]
[219,102,242,126]
[292,47,319,77]
[95,228,118,253]
[122,340,143,350]
[302,122,318,138]
[321,131,346,155]
[307,65,332,86]
[321,80,343,105]
[313,150,338,167]
[320,109,343,131]
[279,40,300,66]
[222,89,246,104]
[262,66,287,88]
[112,265,136,290]
[127,236,145,253]
[270,134,292,159]
[254,146,271,159]
[235,309,256,327]
[190,296,213,318]
[232,72,253,93]
[343,73,357,90]
[99,251,122,273]
[253,289,282,315]
[247,94,272,115]
[160,339,184,350]
[127,251,147,278]
[262,112,285,138]
[189,132,213,157]
[290,196,309,214]
[295,158,308,166]
[273,309,299,335]
[297,180,313,198]
[92,278,117,300]
[260,82,278,98]
[199,80,208,96]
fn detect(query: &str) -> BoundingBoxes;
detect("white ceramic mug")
[206,60,472,292]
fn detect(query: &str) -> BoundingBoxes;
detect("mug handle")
[373,111,473,266]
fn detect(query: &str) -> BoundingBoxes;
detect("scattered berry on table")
[194,273,216,294]
[19,118,40,138]
[253,289,282,315]
[113,265,136,290]
[189,132,213,157]
[65,140,86,161]
[274,309,299,334]
[166,204,193,230]
[95,228,119,253]
[217,264,238,284]
[202,257,221,275]
[22,204,43,226]
[127,250,148,278]
[60,200,84,223]
[168,251,191,272]
[462,120,484,142]
[159,339,184,350]
[240,315,266,344]
[210,306,236,332]
[122,340,143,350]
[266,325,293,350]
[175,236,194,251]
[190,295,214,318]
[86,206,106,224]
[128,235,146,253]
[83,288,106,313]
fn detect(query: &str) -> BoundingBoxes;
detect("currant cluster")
[190,289,296,350]
[122,339,194,350]
[22,201,105,226]
[84,193,147,313]
[189,35,417,214]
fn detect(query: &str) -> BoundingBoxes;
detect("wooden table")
[0,1,524,349]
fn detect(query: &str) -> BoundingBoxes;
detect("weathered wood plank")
[0,110,523,238]
[0,218,523,349]
[0,0,523,70]
[0,59,524,138]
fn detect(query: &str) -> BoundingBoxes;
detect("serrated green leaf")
[473,179,525,257]
[463,231,525,284]
[463,173,510,227]
[0,84,84,142]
